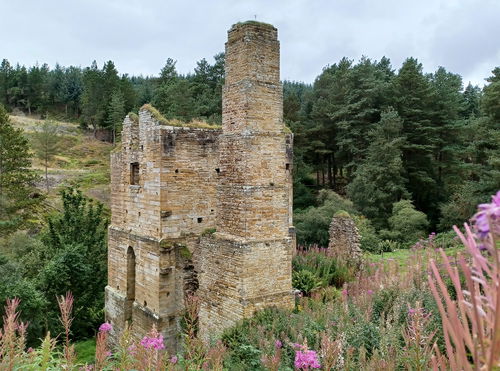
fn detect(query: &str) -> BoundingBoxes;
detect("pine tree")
[461,83,481,118]
[0,59,12,107]
[31,120,60,192]
[393,58,438,219]
[153,58,180,116]
[81,61,104,131]
[106,90,125,144]
[0,104,41,236]
[482,67,500,121]
[347,109,409,229]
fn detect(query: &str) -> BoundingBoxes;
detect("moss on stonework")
[140,104,221,130]
[233,20,275,29]
[202,228,216,236]
[283,125,292,134]
[128,112,139,124]
[178,245,192,260]
[334,210,351,218]
[159,239,175,250]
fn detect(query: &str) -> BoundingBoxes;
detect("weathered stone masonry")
[105,21,294,350]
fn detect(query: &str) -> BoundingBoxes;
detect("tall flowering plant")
[429,191,500,370]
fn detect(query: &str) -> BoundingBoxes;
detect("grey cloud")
[0,0,496,85]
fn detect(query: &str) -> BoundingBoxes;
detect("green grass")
[74,338,96,365]
[365,245,464,265]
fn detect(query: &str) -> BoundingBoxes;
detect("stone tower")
[198,21,294,339]
[105,20,293,350]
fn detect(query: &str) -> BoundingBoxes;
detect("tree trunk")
[45,157,49,193]
[327,155,333,188]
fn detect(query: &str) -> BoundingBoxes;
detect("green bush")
[294,190,381,252]
[353,215,381,253]
[292,269,321,295]
[387,199,429,247]
[377,239,400,253]
[292,249,352,289]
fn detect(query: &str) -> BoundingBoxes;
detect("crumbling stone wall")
[327,213,362,266]
[106,109,221,352]
[105,20,294,351]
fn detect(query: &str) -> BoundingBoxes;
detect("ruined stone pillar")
[198,21,294,340]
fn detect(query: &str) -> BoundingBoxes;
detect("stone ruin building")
[327,212,362,266]
[105,21,295,350]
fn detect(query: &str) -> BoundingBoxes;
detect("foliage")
[294,190,357,247]
[347,108,409,229]
[0,104,41,236]
[31,120,60,192]
[384,199,429,247]
[2,192,499,369]
[429,191,500,369]
[292,269,322,296]
[16,188,109,340]
[293,247,353,291]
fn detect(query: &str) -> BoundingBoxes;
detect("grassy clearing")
[365,245,464,265]
[74,339,96,365]
[11,114,113,207]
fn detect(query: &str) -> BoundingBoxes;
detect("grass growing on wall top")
[140,104,221,130]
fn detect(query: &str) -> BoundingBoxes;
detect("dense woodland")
[1,55,498,235]
[0,52,499,368]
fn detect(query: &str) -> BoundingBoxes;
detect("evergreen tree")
[81,61,104,131]
[347,109,409,229]
[25,188,108,339]
[106,90,125,143]
[0,59,12,107]
[461,83,481,118]
[0,105,40,236]
[31,120,60,192]
[152,58,180,116]
[62,66,83,116]
[393,58,438,219]
[482,67,500,121]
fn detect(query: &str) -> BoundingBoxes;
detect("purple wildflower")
[408,308,416,315]
[170,355,178,364]
[275,339,282,349]
[99,322,112,332]
[367,289,374,295]
[474,191,500,238]
[294,349,321,369]
[140,334,165,350]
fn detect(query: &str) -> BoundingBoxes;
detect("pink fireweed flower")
[275,340,282,349]
[474,190,500,238]
[341,289,348,296]
[367,289,374,295]
[99,322,112,332]
[170,355,178,364]
[140,334,165,350]
[408,308,416,315]
[294,349,321,369]
[105,351,112,357]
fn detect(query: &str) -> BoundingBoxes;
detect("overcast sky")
[1,0,498,87]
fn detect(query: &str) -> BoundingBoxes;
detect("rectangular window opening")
[130,162,140,185]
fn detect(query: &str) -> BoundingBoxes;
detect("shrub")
[295,190,380,251]
[292,270,321,296]
[388,200,429,247]
[293,248,353,289]
[295,190,357,247]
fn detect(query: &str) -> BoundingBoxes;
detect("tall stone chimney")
[198,21,294,339]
